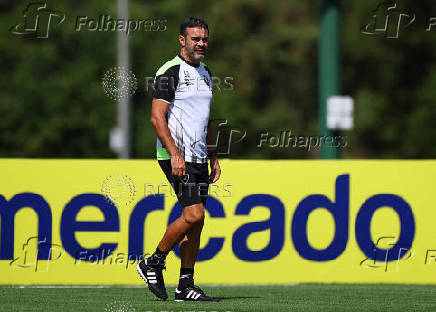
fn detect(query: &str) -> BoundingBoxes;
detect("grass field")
[1,284,435,312]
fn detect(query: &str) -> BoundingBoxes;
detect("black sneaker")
[175,285,220,302]
[136,257,168,300]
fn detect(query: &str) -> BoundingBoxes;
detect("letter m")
[0,193,52,260]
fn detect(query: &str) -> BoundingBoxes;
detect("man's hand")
[171,154,186,179]
[209,155,221,183]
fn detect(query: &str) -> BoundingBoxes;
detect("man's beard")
[186,47,206,60]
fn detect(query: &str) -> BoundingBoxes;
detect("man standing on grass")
[136,17,221,302]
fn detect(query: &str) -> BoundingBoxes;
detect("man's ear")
[178,35,185,47]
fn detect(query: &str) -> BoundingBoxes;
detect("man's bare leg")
[137,203,205,300]
[157,203,205,292]
[179,203,205,269]
[171,202,219,301]
[157,203,205,253]
[176,217,203,292]
[179,218,204,268]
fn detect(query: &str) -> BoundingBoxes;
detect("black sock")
[154,247,168,258]
[178,268,194,290]
[148,247,168,263]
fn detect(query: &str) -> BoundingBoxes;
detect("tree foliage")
[0,0,435,158]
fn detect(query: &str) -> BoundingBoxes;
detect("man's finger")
[212,174,219,183]
[210,169,218,183]
[213,169,221,183]
[173,168,181,178]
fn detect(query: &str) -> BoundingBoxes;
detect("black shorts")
[158,160,209,208]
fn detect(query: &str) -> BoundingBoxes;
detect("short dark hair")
[180,17,209,36]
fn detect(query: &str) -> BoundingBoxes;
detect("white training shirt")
[153,54,213,163]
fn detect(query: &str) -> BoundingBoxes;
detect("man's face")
[180,26,209,61]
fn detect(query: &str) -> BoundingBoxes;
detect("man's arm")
[150,99,185,178]
[206,120,221,183]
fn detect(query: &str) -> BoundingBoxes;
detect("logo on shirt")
[182,70,194,87]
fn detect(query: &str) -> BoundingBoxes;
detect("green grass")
[0,284,435,312]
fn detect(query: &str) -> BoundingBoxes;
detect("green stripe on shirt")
[157,147,170,160]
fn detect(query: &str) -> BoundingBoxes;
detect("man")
[136,17,221,302]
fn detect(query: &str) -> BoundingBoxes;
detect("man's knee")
[183,204,205,225]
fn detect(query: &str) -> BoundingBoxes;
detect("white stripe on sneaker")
[148,280,157,284]
[136,264,147,282]
[186,290,194,299]
[147,272,156,276]
[193,293,201,300]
